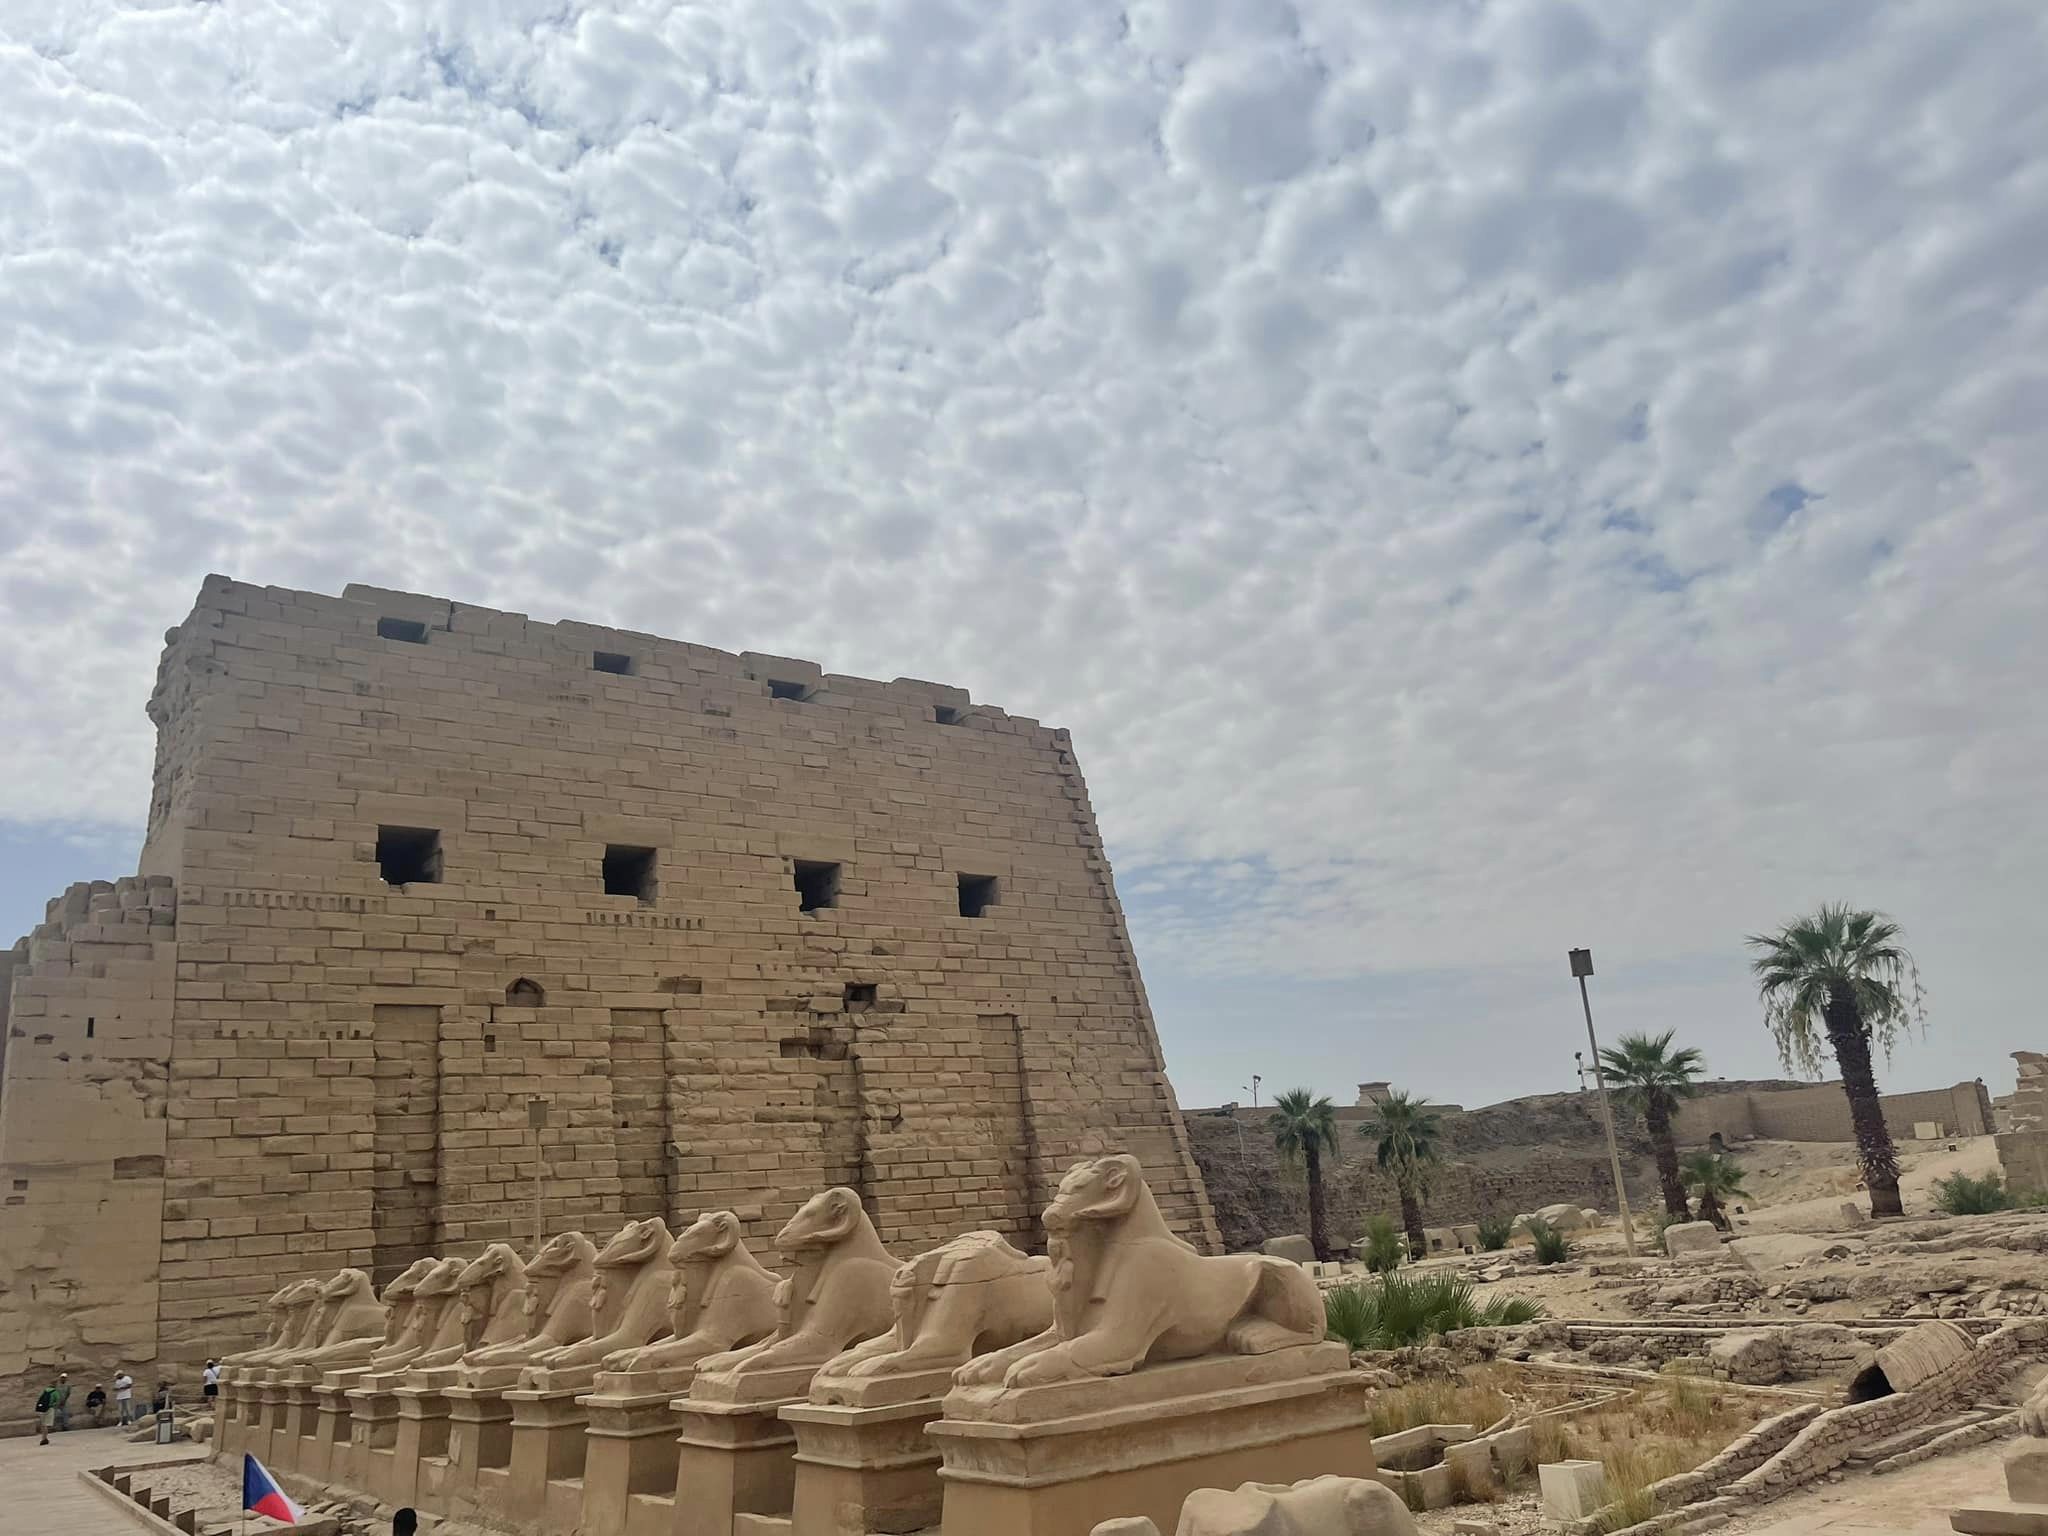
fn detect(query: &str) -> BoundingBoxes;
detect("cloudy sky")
[3,0,2043,1112]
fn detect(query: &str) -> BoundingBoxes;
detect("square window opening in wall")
[844,983,877,1012]
[376,825,443,885]
[593,650,633,676]
[957,873,999,918]
[793,859,841,913]
[767,678,811,701]
[934,705,963,725]
[377,616,429,644]
[604,844,658,904]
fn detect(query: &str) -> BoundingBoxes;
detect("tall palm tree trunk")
[1696,1189,1727,1230]
[1398,1186,1425,1262]
[1304,1140,1330,1261]
[1825,992,1904,1217]
[1645,1098,1691,1220]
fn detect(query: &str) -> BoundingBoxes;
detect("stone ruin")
[0,576,1218,1428]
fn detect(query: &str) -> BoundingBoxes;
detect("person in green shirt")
[50,1374,72,1432]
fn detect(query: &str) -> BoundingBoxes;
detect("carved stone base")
[595,1362,703,1396]
[277,1374,321,1473]
[345,1383,404,1506]
[444,1384,517,1500]
[305,1382,356,1483]
[580,1390,686,1536]
[502,1386,590,1535]
[671,1396,803,1536]
[521,1361,602,1394]
[928,1345,1373,1536]
[808,1366,956,1411]
[391,1385,453,1511]
[454,1361,529,1391]
[782,1396,946,1536]
[691,1362,833,1407]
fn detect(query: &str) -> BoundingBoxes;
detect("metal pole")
[1576,972,1636,1257]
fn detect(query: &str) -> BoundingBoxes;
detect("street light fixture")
[1569,948,1636,1258]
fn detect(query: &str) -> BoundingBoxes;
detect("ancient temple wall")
[139,575,1215,1363]
[0,877,177,1428]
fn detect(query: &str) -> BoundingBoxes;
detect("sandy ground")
[0,1420,209,1536]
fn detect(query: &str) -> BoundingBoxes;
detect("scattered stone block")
[1664,1221,1720,1260]
[1538,1460,1608,1522]
[1263,1235,1316,1263]
[2009,1443,2048,1504]
[1090,1522,1160,1536]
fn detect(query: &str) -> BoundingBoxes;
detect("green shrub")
[1526,1217,1573,1265]
[1323,1270,1544,1351]
[1362,1215,1406,1274]
[1476,1214,1514,1251]
[1934,1171,2022,1215]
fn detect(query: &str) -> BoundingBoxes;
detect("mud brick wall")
[1671,1079,1992,1146]
[0,877,177,1430]
[0,575,1215,1418]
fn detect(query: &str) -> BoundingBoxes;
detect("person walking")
[35,1380,56,1445]
[113,1369,136,1426]
[51,1373,72,1431]
[86,1383,108,1426]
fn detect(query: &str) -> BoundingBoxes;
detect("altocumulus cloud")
[2,0,2045,1104]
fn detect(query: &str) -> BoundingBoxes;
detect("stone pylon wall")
[87,575,1215,1381]
[0,877,178,1427]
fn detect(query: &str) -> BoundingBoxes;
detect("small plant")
[1324,1272,1544,1354]
[1526,1217,1573,1265]
[1475,1213,1514,1251]
[1934,1170,2023,1216]
[1362,1215,1406,1274]
[1529,1412,1574,1465]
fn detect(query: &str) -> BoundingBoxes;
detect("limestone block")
[1092,1522,1161,1536]
[1664,1222,1721,1260]
[2008,1443,2048,1504]
[1262,1235,1316,1264]
[1174,1476,1419,1534]
[1538,1460,1608,1521]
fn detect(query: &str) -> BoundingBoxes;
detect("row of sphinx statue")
[224,1155,1327,1403]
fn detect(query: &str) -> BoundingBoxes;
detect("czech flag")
[242,1453,303,1525]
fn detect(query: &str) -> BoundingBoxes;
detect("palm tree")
[1268,1090,1340,1261]
[1681,1151,1749,1231]
[1748,905,1925,1218]
[1600,1030,1707,1222]
[1361,1090,1442,1261]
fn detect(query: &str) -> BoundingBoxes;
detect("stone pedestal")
[444,1385,517,1501]
[783,1397,947,1536]
[215,1376,253,1458]
[927,1344,1373,1536]
[255,1376,292,1467]
[391,1385,453,1511]
[305,1379,358,1483]
[345,1382,405,1505]
[277,1373,322,1473]
[503,1386,591,1536]
[581,1390,687,1536]
[672,1397,803,1536]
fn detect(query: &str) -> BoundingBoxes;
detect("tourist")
[393,1508,418,1536]
[86,1383,108,1426]
[113,1368,136,1425]
[51,1373,72,1431]
[34,1380,56,1444]
[203,1358,221,1403]
[153,1380,173,1414]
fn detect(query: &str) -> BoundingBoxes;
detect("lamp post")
[1569,948,1636,1258]
[1245,1075,1262,1110]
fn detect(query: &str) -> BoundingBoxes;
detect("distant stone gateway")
[0,576,1218,1429]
